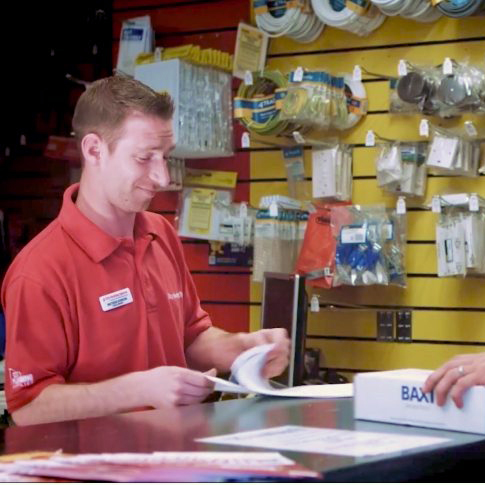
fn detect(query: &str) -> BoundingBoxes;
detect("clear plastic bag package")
[426,126,480,177]
[282,146,311,202]
[330,205,407,287]
[312,144,352,201]
[435,204,485,278]
[376,142,428,197]
[280,69,367,131]
[390,60,485,118]
[252,208,308,282]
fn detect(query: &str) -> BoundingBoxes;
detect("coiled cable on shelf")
[236,71,298,136]
[255,0,325,43]
[311,0,385,36]
[436,0,485,17]
[370,0,442,22]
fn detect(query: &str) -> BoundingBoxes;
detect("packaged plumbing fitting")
[330,205,406,287]
[376,142,428,197]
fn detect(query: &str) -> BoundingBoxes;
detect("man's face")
[100,113,174,213]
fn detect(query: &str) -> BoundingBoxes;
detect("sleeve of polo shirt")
[3,275,69,413]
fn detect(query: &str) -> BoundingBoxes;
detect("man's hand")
[239,328,290,378]
[139,366,216,408]
[422,353,485,408]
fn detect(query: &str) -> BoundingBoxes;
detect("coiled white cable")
[370,0,442,22]
[255,1,325,43]
[311,0,385,36]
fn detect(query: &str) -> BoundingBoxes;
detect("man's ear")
[80,133,104,166]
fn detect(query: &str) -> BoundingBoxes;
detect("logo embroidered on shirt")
[167,291,183,300]
[9,368,34,389]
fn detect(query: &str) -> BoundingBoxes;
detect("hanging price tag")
[241,132,250,148]
[353,65,362,82]
[431,195,441,213]
[398,60,408,77]
[239,202,248,218]
[20,134,26,146]
[269,201,279,217]
[465,121,478,137]
[396,197,406,215]
[419,119,429,137]
[4,147,10,157]
[310,295,320,313]
[294,66,304,82]
[292,131,305,144]
[443,57,453,75]
[365,130,375,147]
[244,70,253,86]
[469,194,479,212]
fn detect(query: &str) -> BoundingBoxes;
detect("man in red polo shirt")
[1,76,290,426]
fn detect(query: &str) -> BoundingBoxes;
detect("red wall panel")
[113,0,247,39]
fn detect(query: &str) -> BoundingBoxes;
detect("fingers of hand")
[450,373,475,409]
[434,366,468,406]
[262,349,290,378]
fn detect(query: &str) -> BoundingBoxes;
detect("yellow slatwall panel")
[306,339,485,371]
[248,15,485,374]
[251,277,485,308]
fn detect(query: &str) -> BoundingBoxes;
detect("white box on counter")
[354,369,485,434]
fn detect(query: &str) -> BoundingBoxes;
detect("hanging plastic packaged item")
[253,208,308,282]
[235,70,301,137]
[282,147,311,202]
[116,15,154,77]
[312,144,352,201]
[383,209,407,287]
[280,69,367,131]
[434,194,485,277]
[425,125,480,177]
[376,142,428,197]
[331,205,407,287]
[296,203,348,288]
[391,60,485,117]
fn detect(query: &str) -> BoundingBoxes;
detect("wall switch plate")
[396,310,412,343]
[377,311,394,341]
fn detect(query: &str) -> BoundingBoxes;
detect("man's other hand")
[239,328,290,378]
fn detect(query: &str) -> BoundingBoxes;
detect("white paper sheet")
[197,425,451,457]
[205,344,353,399]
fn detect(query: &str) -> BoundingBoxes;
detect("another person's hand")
[140,366,216,408]
[422,353,485,408]
[239,328,290,378]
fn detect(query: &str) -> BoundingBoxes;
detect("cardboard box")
[354,369,485,434]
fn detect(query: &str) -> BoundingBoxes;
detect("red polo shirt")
[1,184,212,413]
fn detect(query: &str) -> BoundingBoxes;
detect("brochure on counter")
[206,343,353,399]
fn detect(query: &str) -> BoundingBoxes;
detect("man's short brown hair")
[72,75,174,150]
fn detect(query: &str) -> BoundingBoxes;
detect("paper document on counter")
[0,451,322,482]
[205,344,353,398]
[198,425,451,457]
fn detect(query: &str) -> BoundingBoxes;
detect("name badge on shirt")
[99,288,133,312]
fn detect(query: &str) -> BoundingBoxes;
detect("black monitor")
[261,272,307,387]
